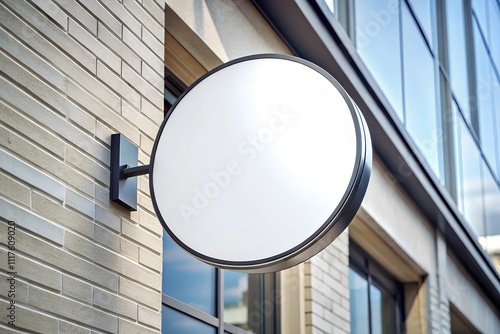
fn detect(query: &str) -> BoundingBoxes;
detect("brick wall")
[0,0,165,332]
[305,231,350,334]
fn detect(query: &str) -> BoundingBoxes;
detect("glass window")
[349,268,370,334]
[354,0,403,120]
[163,306,217,334]
[456,115,485,235]
[445,0,472,122]
[349,244,402,334]
[489,0,500,72]
[162,232,217,315]
[482,161,500,238]
[473,22,498,177]
[494,76,500,177]
[370,283,398,334]
[402,3,441,180]
[223,271,272,333]
[472,0,489,42]
[408,0,434,48]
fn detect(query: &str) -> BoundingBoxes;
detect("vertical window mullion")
[218,269,224,334]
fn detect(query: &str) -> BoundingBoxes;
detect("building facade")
[0,0,499,333]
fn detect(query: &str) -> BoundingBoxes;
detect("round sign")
[150,54,371,272]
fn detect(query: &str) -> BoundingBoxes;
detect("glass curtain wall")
[317,0,500,271]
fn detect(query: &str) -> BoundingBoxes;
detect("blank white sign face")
[150,55,371,272]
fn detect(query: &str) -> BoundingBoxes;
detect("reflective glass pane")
[474,22,498,176]
[408,0,434,48]
[224,271,263,333]
[370,284,397,334]
[349,268,369,333]
[495,77,500,177]
[482,162,500,237]
[452,102,465,211]
[472,0,489,42]
[446,0,471,121]
[162,232,217,315]
[162,306,217,334]
[355,0,403,119]
[457,117,485,235]
[489,0,500,72]
[402,3,441,179]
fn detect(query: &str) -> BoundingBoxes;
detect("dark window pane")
[446,0,471,122]
[224,271,264,333]
[370,284,397,334]
[349,268,369,333]
[162,232,217,316]
[355,0,403,119]
[402,3,441,179]
[162,306,216,334]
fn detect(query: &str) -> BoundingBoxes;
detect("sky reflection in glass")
[162,231,217,315]
[355,0,403,120]
[402,4,441,180]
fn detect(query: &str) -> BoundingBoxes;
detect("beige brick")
[68,18,121,74]
[93,288,137,320]
[139,247,162,273]
[141,97,164,126]
[122,220,162,254]
[0,126,94,200]
[0,272,29,304]
[0,27,67,91]
[67,80,140,145]
[78,0,122,37]
[29,286,118,333]
[138,192,155,214]
[138,305,161,329]
[94,224,120,252]
[8,251,62,291]
[54,0,97,35]
[0,171,31,207]
[122,63,163,109]
[0,76,107,169]
[12,226,119,290]
[0,101,65,159]
[66,145,109,186]
[65,232,161,290]
[120,238,139,261]
[31,0,68,29]
[142,0,164,25]
[142,26,164,60]
[0,300,59,334]
[97,60,141,109]
[59,321,92,334]
[123,27,163,75]
[100,0,141,36]
[2,0,95,73]
[95,204,121,232]
[141,60,164,93]
[118,318,158,334]
[139,208,162,236]
[123,0,163,41]
[119,277,161,310]
[32,191,93,238]
[62,275,92,303]
[122,101,158,139]
[97,22,141,73]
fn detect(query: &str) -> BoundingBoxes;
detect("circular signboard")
[150,54,371,273]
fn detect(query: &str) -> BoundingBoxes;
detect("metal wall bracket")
[110,134,150,211]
